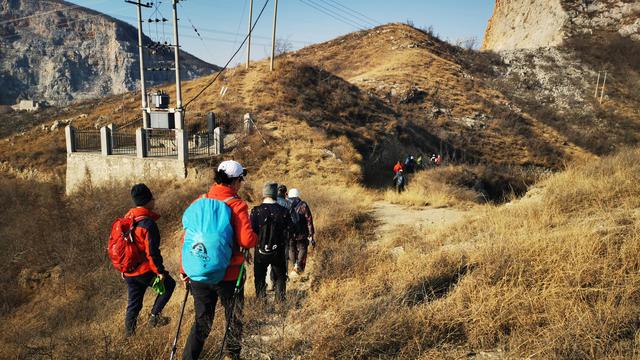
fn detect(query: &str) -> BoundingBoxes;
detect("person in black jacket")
[250,182,294,303]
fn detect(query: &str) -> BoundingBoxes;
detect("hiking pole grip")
[169,283,190,360]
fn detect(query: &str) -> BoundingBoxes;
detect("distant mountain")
[0,0,219,105]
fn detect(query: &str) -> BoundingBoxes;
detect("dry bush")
[283,148,640,359]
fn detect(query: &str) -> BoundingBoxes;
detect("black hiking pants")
[124,271,176,334]
[254,250,287,302]
[183,279,244,360]
[289,237,309,272]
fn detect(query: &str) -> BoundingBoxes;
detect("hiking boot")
[148,314,170,328]
[125,326,135,338]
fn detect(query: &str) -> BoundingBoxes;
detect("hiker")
[251,182,293,302]
[288,188,315,274]
[277,184,292,210]
[180,160,257,360]
[120,184,176,337]
[393,169,407,193]
[416,155,423,169]
[393,160,404,174]
[435,154,442,166]
[269,184,293,287]
[430,154,437,166]
[404,155,416,174]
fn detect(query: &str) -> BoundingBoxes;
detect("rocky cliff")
[0,0,218,105]
[483,0,640,50]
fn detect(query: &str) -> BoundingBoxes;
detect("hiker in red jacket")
[393,160,404,174]
[123,184,176,337]
[181,160,257,360]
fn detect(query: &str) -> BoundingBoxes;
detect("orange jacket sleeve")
[230,199,257,249]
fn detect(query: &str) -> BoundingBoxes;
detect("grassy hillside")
[1,21,640,359]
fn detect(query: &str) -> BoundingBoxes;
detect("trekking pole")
[217,262,246,360]
[169,282,190,360]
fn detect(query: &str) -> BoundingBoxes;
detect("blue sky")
[68,0,494,66]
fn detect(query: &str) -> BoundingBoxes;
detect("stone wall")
[65,153,186,194]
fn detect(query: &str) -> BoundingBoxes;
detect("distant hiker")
[288,188,315,274]
[416,155,423,169]
[108,183,176,337]
[251,182,293,302]
[404,155,416,174]
[393,160,404,174]
[180,160,257,360]
[430,154,437,166]
[435,154,442,166]
[394,169,407,193]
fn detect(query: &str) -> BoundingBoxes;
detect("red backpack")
[108,216,147,273]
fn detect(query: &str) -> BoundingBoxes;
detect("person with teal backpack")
[179,160,257,360]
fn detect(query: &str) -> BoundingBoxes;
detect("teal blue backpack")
[181,195,236,284]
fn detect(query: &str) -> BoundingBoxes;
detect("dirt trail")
[372,201,469,235]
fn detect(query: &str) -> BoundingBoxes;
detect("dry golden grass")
[275,148,640,359]
[383,169,478,208]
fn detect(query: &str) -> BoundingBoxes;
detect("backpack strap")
[222,196,238,204]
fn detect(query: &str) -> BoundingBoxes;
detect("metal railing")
[188,132,217,157]
[74,130,101,152]
[112,132,137,155]
[146,129,177,157]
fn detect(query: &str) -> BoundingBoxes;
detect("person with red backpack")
[288,188,315,274]
[111,183,176,337]
[180,160,257,360]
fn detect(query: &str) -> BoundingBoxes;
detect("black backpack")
[256,206,288,255]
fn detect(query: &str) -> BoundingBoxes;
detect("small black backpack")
[256,206,288,255]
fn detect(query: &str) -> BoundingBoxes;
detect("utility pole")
[270,0,278,71]
[246,0,253,69]
[126,0,152,128]
[172,0,184,129]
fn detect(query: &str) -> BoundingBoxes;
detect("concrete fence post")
[176,129,189,164]
[136,128,147,158]
[65,125,76,153]
[243,113,254,134]
[107,123,116,151]
[214,127,224,155]
[100,126,112,156]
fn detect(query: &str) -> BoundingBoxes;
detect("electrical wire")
[184,0,271,108]
[321,0,381,27]
[297,0,365,30]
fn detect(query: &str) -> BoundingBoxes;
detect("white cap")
[217,160,246,178]
[288,188,301,198]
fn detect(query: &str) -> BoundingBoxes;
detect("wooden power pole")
[270,0,279,71]
[246,0,253,69]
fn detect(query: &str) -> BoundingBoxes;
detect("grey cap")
[263,181,278,199]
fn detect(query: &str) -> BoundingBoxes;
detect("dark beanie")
[131,183,153,206]
[277,184,287,196]
[263,182,278,199]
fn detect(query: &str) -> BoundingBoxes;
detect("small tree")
[275,38,293,56]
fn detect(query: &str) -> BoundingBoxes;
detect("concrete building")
[12,100,40,112]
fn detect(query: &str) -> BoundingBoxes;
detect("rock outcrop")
[0,0,218,105]
[483,0,640,51]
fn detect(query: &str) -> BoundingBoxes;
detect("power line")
[321,0,381,27]
[297,0,365,30]
[184,0,271,108]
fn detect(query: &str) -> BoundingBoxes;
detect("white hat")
[288,188,301,198]
[217,160,246,178]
